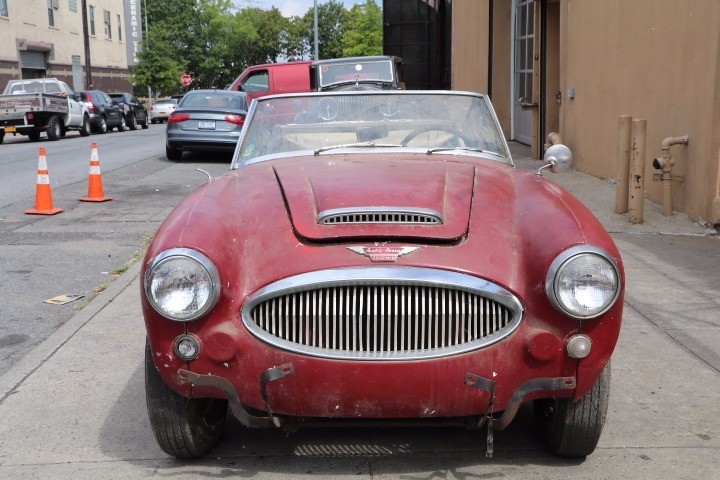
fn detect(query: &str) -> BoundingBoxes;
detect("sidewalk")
[509,142,717,237]
[0,144,718,479]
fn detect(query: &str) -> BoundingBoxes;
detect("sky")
[231,0,371,18]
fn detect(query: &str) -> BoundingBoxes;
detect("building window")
[47,0,55,27]
[69,0,77,13]
[0,0,8,17]
[89,5,95,36]
[104,9,111,39]
[117,14,122,41]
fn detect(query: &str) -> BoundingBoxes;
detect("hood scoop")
[317,207,443,225]
[274,158,475,242]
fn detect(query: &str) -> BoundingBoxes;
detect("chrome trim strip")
[241,267,524,361]
[317,207,444,225]
[544,245,622,320]
[144,247,221,322]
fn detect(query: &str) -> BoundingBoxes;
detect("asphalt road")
[0,126,233,373]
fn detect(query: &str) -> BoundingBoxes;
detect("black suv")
[109,92,149,130]
[75,90,126,133]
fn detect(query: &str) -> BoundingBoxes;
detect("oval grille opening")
[243,271,522,361]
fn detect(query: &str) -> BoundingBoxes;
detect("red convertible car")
[142,91,623,459]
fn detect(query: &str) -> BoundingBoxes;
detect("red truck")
[226,61,313,102]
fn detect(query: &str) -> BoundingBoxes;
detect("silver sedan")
[165,90,248,160]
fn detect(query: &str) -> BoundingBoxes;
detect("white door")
[513,0,534,145]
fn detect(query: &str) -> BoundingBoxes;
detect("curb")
[0,261,142,405]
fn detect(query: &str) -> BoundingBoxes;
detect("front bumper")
[178,365,576,430]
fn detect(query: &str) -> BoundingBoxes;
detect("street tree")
[300,0,348,59]
[343,0,383,57]
[129,28,185,96]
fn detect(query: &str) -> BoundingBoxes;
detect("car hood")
[147,153,618,302]
[273,157,474,242]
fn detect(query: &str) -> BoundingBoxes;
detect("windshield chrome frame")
[230,90,513,170]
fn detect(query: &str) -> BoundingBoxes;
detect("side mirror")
[537,144,573,175]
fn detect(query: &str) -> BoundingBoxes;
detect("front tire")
[117,117,127,132]
[166,143,183,160]
[145,340,228,459]
[79,115,91,137]
[141,113,149,129]
[128,113,138,130]
[534,362,611,458]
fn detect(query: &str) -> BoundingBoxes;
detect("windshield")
[233,91,510,166]
[319,60,394,88]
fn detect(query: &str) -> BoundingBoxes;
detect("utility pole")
[81,0,92,88]
[313,0,319,60]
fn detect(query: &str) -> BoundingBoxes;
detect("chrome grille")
[242,267,523,360]
[317,208,443,225]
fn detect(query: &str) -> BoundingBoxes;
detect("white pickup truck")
[0,78,91,144]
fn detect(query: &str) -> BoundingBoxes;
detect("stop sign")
[180,74,192,86]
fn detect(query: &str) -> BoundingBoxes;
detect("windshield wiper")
[425,146,504,157]
[314,142,403,155]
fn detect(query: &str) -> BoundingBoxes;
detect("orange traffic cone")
[79,142,112,202]
[25,147,64,215]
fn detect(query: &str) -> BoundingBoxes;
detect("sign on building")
[124,0,143,66]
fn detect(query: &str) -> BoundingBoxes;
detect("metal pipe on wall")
[615,115,632,214]
[628,119,647,224]
[653,136,689,216]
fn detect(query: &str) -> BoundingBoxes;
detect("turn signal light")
[225,115,245,126]
[168,112,190,123]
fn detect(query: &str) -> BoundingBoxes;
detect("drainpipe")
[544,132,563,150]
[652,135,689,216]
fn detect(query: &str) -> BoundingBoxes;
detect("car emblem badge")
[347,246,419,262]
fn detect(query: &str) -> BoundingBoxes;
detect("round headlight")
[546,246,620,319]
[144,248,220,321]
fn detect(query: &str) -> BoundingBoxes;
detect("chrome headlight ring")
[545,245,621,320]
[144,248,221,322]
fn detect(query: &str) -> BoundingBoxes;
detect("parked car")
[142,90,624,460]
[164,89,248,160]
[108,92,149,130]
[149,99,178,124]
[310,56,405,91]
[75,90,126,133]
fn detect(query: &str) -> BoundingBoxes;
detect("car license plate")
[198,120,215,130]
[4,126,16,133]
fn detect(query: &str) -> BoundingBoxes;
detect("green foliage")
[300,0,348,59]
[343,0,383,57]
[135,0,384,94]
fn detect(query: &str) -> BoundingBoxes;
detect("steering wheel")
[401,126,466,148]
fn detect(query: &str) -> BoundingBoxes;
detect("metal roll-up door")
[20,50,47,70]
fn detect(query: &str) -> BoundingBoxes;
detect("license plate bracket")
[198,120,215,130]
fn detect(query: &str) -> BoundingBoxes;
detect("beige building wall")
[451,0,490,95]
[491,0,511,137]
[0,0,129,90]
[560,0,720,222]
